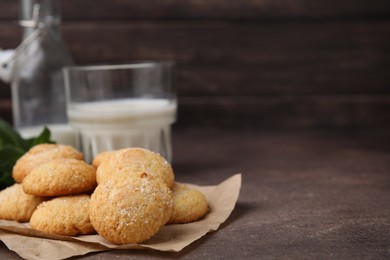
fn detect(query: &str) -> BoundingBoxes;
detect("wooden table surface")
[1,128,389,259]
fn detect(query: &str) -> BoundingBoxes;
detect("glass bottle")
[11,0,76,146]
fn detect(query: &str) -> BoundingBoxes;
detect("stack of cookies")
[0,144,209,244]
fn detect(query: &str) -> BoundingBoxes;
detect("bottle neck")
[21,23,60,39]
[20,0,61,22]
[19,0,61,39]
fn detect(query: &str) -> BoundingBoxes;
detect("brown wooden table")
[1,128,389,259]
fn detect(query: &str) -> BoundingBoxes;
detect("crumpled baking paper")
[0,174,242,260]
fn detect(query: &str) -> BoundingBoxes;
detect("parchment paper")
[0,174,242,260]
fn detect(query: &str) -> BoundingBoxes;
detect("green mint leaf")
[0,171,14,190]
[30,126,54,146]
[0,145,25,189]
[0,145,25,167]
[0,119,55,190]
[0,118,25,148]
[22,127,55,149]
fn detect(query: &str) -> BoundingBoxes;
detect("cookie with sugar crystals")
[12,143,83,183]
[0,184,46,222]
[92,150,115,168]
[168,182,209,224]
[30,194,95,236]
[22,158,97,197]
[89,171,173,244]
[96,147,174,188]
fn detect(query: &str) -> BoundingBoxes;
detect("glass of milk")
[63,62,176,163]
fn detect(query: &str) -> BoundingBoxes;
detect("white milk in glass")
[18,124,79,148]
[67,98,176,163]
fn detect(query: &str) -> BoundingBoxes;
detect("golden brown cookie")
[92,150,115,168]
[96,147,174,188]
[22,158,97,197]
[168,182,209,224]
[30,194,95,236]
[89,171,173,244]
[12,144,83,183]
[0,184,46,222]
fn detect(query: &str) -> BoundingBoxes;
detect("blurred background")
[0,0,389,130]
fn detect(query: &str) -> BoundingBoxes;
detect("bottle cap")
[0,3,46,83]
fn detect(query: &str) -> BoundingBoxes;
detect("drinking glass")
[63,62,176,163]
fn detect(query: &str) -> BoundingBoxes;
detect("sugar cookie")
[168,182,209,224]
[0,184,45,222]
[12,144,83,183]
[96,148,174,188]
[89,171,173,244]
[22,158,96,196]
[30,194,95,236]
[92,150,115,168]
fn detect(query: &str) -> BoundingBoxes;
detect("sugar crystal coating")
[168,182,209,224]
[0,184,46,222]
[22,158,97,196]
[89,171,173,244]
[12,144,83,183]
[96,147,174,188]
[30,194,95,236]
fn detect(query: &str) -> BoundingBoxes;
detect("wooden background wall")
[0,0,389,129]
